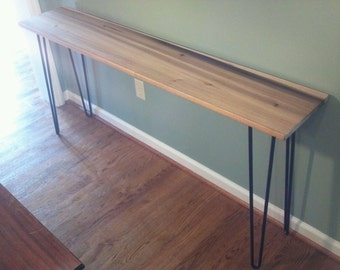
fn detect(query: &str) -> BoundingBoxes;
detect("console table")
[0,184,84,270]
[20,7,328,268]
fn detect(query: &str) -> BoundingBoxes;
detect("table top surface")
[0,184,84,270]
[20,7,328,140]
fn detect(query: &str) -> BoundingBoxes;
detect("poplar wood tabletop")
[0,184,84,270]
[20,7,328,140]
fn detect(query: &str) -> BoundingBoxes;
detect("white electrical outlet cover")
[134,78,146,100]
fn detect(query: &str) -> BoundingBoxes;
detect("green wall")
[39,0,340,241]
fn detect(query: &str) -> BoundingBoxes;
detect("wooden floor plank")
[0,51,339,269]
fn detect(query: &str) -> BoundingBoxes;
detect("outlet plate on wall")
[134,78,146,100]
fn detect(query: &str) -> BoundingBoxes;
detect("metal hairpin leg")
[37,35,60,134]
[248,127,276,269]
[68,49,93,117]
[284,132,295,234]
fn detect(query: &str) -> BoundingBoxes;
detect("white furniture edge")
[23,0,65,106]
[65,90,340,257]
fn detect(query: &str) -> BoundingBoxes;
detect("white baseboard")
[64,90,340,257]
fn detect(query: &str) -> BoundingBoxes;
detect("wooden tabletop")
[0,184,84,270]
[20,7,328,140]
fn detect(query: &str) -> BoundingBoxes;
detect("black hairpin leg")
[75,263,85,270]
[68,49,93,117]
[37,35,60,134]
[248,127,276,269]
[284,132,295,234]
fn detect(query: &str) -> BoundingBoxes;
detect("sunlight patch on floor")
[0,0,33,137]
[0,0,31,137]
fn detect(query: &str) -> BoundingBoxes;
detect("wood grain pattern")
[0,184,84,270]
[19,7,328,140]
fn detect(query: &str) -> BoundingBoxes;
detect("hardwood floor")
[0,52,339,269]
